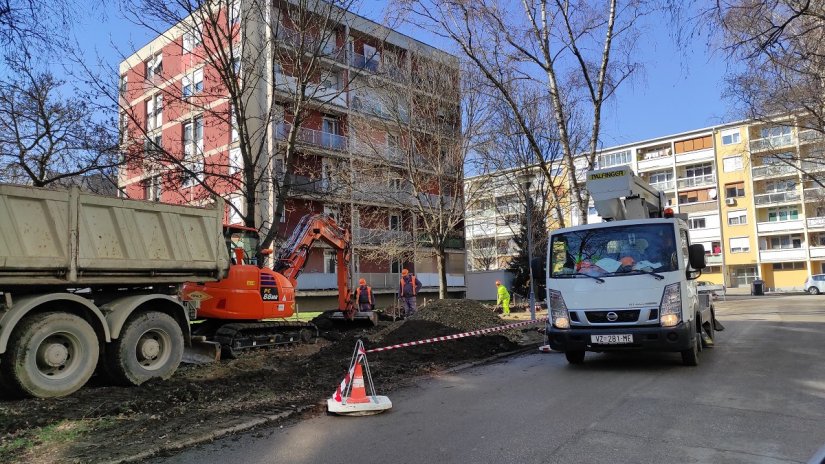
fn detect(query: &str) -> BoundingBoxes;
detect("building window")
[767,206,799,222]
[765,179,797,193]
[772,262,805,270]
[229,147,242,175]
[320,69,340,91]
[324,251,337,274]
[389,177,402,192]
[146,94,162,131]
[144,133,162,156]
[598,150,632,168]
[688,218,706,229]
[229,104,238,142]
[648,169,673,187]
[722,156,743,172]
[727,210,747,225]
[230,0,241,25]
[145,54,162,81]
[760,125,792,139]
[684,162,713,179]
[389,214,401,231]
[721,129,741,145]
[119,75,128,96]
[729,237,750,253]
[182,68,204,97]
[768,235,802,249]
[143,175,163,201]
[732,266,758,285]
[183,27,202,53]
[725,182,745,198]
[181,116,204,187]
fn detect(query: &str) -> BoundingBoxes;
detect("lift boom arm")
[273,214,353,311]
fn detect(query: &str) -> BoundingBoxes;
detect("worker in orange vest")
[355,278,375,312]
[399,268,422,318]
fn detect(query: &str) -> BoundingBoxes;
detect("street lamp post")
[520,170,536,321]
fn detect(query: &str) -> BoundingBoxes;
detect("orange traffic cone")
[346,362,370,404]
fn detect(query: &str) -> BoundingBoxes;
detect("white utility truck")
[545,165,722,366]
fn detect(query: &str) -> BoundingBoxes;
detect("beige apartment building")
[465,119,825,292]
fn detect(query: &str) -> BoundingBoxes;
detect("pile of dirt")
[405,299,524,343]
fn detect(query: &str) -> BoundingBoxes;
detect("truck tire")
[104,311,183,386]
[681,334,699,366]
[565,350,585,364]
[0,312,99,398]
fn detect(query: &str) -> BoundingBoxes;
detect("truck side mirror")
[688,244,706,270]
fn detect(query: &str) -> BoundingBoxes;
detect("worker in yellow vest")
[496,280,511,316]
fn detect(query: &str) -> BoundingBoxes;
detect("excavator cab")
[225,224,262,266]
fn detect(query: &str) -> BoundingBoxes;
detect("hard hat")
[495,280,501,285]
[358,278,366,285]
[401,269,409,276]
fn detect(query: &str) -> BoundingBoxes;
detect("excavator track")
[213,321,319,359]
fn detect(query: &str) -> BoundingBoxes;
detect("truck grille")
[585,310,640,323]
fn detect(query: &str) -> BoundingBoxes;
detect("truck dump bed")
[0,184,229,286]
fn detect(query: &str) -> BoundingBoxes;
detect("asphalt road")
[154,295,825,464]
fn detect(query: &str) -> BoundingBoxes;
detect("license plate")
[590,334,633,344]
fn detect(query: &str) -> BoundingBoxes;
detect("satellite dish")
[708,189,717,200]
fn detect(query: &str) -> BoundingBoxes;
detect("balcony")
[649,180,675,191]
[290,175,334,195]
[756,220,804,234]
[273,71,347,107]
[751,163,798,179]
[352,141,404,164]
[418,234,466,249]
[355,228,412,245]
[800,160,825,173]
[275,122,348,151]
[637,156,673,171]
[350,53,407,81]
[689,227,722,242]
[804,186,825,201]
[798,130,824,144]
[807,217,825,229]
[675,148,715,165]
[706,254,723,265]
[811,247,825,259]
[754,190,801,206]
[750,134,795,152]
[677,174,716,189]
[759,248,807,262]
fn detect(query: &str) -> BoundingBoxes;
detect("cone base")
[538,345,554,353]
[327,396,392,416]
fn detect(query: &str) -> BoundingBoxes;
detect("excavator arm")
[273,214,354,313]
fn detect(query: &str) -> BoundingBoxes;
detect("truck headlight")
[548,289,570,329]
[659,282,681,327]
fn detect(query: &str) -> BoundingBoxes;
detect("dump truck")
[545,166,723,366]
[0,184,369,399]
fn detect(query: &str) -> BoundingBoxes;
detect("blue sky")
[72,1,733,146]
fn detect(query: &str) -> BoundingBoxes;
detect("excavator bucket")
[182,336,222,364]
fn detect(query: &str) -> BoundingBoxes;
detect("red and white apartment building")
[117,0,466,304]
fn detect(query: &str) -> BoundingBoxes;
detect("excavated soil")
[0,300,540,464]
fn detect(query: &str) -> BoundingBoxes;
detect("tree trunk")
[436,248,448,300]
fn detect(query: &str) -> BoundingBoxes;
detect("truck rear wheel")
[0,312,99,398]
[104,311,183,386]
[565,350,585,364]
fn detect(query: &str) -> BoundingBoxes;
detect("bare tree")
[0,0,76,51]
[392,0,649,225]
[348,58,489,298]
[102,0,369,253]
[0,56,119,188]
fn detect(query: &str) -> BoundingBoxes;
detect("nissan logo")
[606,312,619,322]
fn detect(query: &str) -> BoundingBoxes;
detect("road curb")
[106,343,541,463]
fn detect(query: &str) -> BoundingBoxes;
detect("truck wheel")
[565,350,585,364]
[681,335,699,366]
[808,286,820,295]
[0,312,99,398]
[104,311,183,386]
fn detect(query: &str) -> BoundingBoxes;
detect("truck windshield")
[550,224,679,278]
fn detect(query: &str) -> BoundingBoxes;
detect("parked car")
[803,274,825,295]
[697,281,725,299]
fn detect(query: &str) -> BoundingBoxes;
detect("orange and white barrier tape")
[365,317,548,354]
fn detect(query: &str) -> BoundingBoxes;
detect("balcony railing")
[808,217,825,229]
[275,122,348,151]
[756,220,804,234]
[638,148,672,161]
[649,180,675,191]
[804,186,825,201]
[677,174,716,189]
[801,160,825,173]
[750,134,795,152]
[754,190,801,205]
[798,130,824,144]
[758,248,807,262]
[355,228,412,245]
[752,163,798,178]
[705,254,723,265]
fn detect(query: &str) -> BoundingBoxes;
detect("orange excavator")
[183,213,375,359]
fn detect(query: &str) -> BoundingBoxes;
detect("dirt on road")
[0,300,543,464]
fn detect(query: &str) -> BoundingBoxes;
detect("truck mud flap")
[182,336,222,364]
